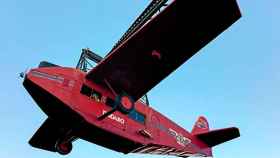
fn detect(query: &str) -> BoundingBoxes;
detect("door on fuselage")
[125,103,147,142]
[131,105,160,143]
[150,114,160,141]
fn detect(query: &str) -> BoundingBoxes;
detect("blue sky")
[0,0,279,157]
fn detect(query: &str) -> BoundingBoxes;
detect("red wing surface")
[86,0,241,100]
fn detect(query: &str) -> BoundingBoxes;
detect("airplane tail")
[191,116,240,157]
[191,116,210,135]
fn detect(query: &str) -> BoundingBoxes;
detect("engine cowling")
[115,94,135,114]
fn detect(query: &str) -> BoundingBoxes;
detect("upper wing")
[86,0,241,101]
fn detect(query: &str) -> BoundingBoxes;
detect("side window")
[128,111,137,120]
[129,110,146,124]
[136,112,145,124]
[80,84,92,97]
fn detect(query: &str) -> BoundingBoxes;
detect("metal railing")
[76,48,103,72]
[110,0,168,52]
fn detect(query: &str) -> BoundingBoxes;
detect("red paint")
[23,67,240,157]
[121,96,132,109]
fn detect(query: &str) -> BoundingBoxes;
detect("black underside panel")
[23,78,142,154]
[79,122,143,154]
[29,118,62,152]
[23,79,81,152]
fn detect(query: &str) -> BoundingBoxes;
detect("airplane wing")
[29,118,65,152]
[86,0,241,101]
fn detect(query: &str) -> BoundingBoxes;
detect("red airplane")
[22,0,242,157]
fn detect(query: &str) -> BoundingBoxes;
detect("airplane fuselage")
[23,66,211,157]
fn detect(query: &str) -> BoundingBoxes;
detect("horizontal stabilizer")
[195,127,240,147]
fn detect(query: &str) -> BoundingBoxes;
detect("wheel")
[55,141,73,155]
[115,94,135,114]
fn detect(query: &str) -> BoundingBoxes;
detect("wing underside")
[29,118,65,152]
[86,0,241,100]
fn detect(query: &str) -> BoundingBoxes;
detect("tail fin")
[191,116,210,135]
[192,116,240,148]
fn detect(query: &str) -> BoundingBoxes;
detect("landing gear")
[55,130,77,155]
[55,141,73,155]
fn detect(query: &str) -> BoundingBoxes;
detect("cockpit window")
[80,84,92,97]
[90,90,101,102]
[80,84,101,102]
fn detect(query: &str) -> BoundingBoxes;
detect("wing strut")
[104,78,118,97]
[76,48,103,72]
